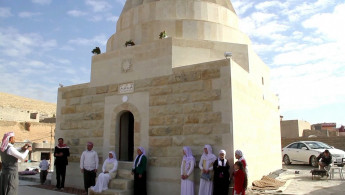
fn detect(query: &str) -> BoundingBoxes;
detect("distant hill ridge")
[0,92,56,114]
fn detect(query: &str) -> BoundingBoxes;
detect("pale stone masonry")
[55,0,282,194]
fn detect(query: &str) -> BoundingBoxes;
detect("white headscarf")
[218,149,227,166]
[235,149,248,172]
[133,146,146,168]
[106,151,117,163]
[201,144,217,168]
[1,132,14,152]
[236,149,246,162]
[235,150,243,157]
[183,146,195,173]
[138,146,146,155]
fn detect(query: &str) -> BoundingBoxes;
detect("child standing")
[39,158,50,184]
[233,161,247,195]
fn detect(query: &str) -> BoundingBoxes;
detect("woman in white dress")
[198,145,217,195]
[90,151,118,193]
[181,146,195,195]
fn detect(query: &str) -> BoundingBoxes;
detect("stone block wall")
[57,59,229,162]
[147,60,229,169]
[57,84,110,162]
[281,120,311,138]
[56,60,233,191]
[56,59,281,193]
[230,60,281,184]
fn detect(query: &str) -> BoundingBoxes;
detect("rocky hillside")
[0,92,56,115]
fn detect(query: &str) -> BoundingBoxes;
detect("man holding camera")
[0,131,32,195]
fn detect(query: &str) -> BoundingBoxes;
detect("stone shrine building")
[55,0,282,194]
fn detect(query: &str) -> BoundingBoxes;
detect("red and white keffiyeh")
[1,132,15,152]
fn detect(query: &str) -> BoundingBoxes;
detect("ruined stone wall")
[0,123,55,162]
[0,92,56,122]
[302,129,338,137]
[0,120,55,143]
[0,106,40,122]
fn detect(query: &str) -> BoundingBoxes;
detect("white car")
[282,141,345,167]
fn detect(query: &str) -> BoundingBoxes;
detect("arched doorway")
[119,111,134,161]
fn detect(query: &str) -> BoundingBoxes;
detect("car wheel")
[283,155,291,165]
[310,155,318,167]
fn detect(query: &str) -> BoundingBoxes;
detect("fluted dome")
[106,0,249,52]
[121,0,236,13]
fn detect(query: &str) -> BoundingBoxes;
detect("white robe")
[198,146,217,195]
[90,159,118,192]
[181,159,195,195]
[198,159,214,195]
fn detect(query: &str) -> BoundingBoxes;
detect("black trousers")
[134,172,147,195]
[40,170,48,184]
[83,169,96,192]
[55,165,66,189]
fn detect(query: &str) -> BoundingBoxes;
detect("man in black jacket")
[316,149,332,170]
[54,138,70,191]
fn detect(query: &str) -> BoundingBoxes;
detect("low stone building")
[281,120,311,138]
[55,0,282,194]
[339,125,345,136]
[302,122,340,137]
[0,92,56,122]
[0,123,55,171]
[0,93,56,166]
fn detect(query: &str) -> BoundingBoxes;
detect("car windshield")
[306,142,331,149]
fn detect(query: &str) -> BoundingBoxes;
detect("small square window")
[30,113,38,119]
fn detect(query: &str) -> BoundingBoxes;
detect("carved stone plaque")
[119,82,134,94]
[121,59,132,73]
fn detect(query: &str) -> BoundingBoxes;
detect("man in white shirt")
[80,141,99,194]
[0,132,32,195]
[39,158,50,184]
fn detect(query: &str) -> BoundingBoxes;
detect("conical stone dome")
[106,0,249,52]
[121,0,236,13]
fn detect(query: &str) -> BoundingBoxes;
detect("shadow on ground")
[306,182,345,195]
[29,184,85,195]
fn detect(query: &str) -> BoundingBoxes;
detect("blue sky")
[0,0,344,127]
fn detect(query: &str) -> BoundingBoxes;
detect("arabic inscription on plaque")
[119,83,134,94]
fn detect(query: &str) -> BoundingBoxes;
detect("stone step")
[117,161,133,170]
[109,178,134,190]
[89,189,133,195]
[117,169,134,180]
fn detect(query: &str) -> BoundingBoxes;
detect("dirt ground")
[248,164,345,195]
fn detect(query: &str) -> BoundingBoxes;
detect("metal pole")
[50,124,52,171]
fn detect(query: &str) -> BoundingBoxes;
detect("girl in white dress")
[198,145,217,195]
[90,151,118,193]
[181,146,195,195]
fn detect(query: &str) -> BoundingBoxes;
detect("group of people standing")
[181,145,248,195]
[0,131,147,195]
[0,131,247,195]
